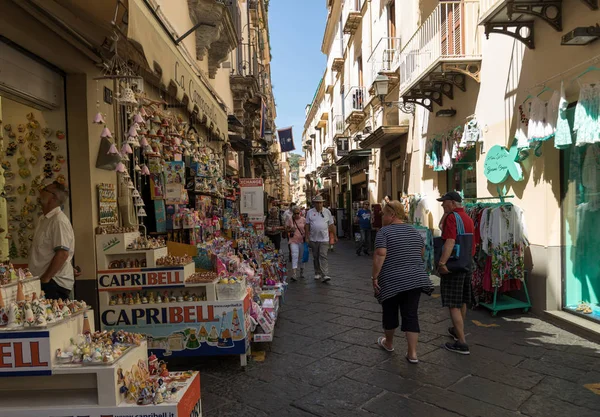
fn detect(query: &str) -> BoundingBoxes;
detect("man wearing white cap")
[304,195,336,282]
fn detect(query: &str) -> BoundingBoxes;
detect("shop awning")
[335,150,371,166]
[359,125,409,149]
[127,0,228,139]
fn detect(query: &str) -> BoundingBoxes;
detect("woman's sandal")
[377,337,394,352]
[405,355,419,364]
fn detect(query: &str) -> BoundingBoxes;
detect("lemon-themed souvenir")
[56,130,65,140]
[4,171,14,180]
[52,163,61,173]
[29,155,38,165]
[26,112,35,121]
[41,128,52,138]
[56,155,66,164]
[18,168,31,179]
[27,120,40,130]
[55,174,66,185]
[1,161,11,171]
[28,143,40,154]
[6,142,17,157]
[17,124,25,133]
[17,157,27,167]
[17,184,27,195]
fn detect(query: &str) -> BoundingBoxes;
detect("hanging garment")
[441,135,453,170]
[544,90,561,139]
[574,83,600,146]
[527,96,548,142]
[582,144,600,210]
[555,81,573,149]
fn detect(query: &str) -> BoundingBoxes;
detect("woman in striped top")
[371,200,431,363]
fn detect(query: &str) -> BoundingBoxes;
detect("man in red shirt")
[437,191,475,355]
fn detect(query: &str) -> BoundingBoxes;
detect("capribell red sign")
[97,267,185,291]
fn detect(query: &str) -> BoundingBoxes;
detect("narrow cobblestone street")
[197,240,600,416]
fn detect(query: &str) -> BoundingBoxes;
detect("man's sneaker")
[322,276,331,283]
[314,274,322,280]
[448,327,458,341]
[444,341,470,355]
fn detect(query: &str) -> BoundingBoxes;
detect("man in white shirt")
[304,195,335,282]
[29,181,75,300]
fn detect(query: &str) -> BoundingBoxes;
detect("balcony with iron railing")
[397,0,482,103]
[368,37,402,92]
[342,0,364,35]
[344,86,367,125]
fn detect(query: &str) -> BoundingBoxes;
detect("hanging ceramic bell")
[93,112,105,124]
[140,136,149,147]
[121,143,133,155]
[174,137,182,146]
[141,165,151,175]
[135,198,145,207]
[152,114,161,124]
[137,207,147,217]
[127,180,135,189]
[122,170,131,180]
[148,128,158,137]
[140,107,148,117]
[183,149,191,157]
[6,302,21,328]
[132,189,141,198]
[133,113,145,125]
[134,164,142,172]
[121,153,130,162]
[128,124,139,138]
[120,87,138,105]
[115,162,127,173]
[101,126,112,138]
[131,137,141,147]
[107,143,119,155]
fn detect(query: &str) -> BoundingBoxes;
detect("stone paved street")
[194,240,600,416]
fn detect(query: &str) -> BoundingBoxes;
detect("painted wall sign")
[97,267,185,291]
[0,331,51,376]
[483,143,524,184]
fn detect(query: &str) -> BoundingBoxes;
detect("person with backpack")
[436,191,476,355]
[265,207,285,251]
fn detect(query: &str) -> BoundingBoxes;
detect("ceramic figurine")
[116,294,124,305]
[23,302,35,326]
[158,361,169,378]
[45,304,55,323]
[109,295,116,306]
[127,294,134,305]
[61,304,71,317]
[156,294,162,303]
[6,302,22,328]
[148,353,159,375]
[141,294,148,304]
[148,292,156,304]
[134,293,142,305]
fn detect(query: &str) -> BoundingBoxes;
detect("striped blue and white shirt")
[375,223,431,303]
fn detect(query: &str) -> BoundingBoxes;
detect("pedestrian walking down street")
[285,207,306,281]
[371,200,432,363]
[305,195,336,283]
[436,191,476,355]
[265,207,285,251]
[283,202,296,262]
[355,202,373,256]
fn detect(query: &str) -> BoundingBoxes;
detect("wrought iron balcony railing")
[398,0,482,96]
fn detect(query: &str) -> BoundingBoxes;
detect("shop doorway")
[561,107,600,321]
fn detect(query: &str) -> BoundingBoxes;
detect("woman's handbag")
[434,212,473,273]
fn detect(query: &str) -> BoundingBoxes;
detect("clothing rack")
[463,198,532,316]
[528,53,600,90]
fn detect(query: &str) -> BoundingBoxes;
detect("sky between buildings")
[270,0,327,157]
